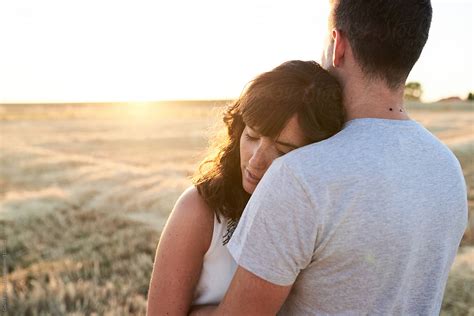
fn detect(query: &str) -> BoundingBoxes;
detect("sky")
[0,0,472,103]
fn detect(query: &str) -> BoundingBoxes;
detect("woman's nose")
[248,144,270,170]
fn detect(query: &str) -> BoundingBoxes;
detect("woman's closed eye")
[245,133,259,141]
[275,143,300,156]
[275,147,287,156]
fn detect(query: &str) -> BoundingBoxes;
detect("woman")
[146,60,344,315]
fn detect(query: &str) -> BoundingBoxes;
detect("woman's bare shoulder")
[173,186,214,223]
[165,186,214,252]
[175,186,212,213]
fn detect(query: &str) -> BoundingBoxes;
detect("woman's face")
[240,115,308,194]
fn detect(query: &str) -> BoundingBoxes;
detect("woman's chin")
[242,181,256,195]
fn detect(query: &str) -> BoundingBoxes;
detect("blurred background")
[0,0,473,315]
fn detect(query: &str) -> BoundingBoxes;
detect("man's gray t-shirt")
[227,118,468,315]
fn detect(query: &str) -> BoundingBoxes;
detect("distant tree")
[467,92,474,101]
[404,82,423,101]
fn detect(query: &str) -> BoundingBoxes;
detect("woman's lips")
[245,168,261,185]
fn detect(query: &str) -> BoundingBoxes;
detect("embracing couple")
[147,0,468,315]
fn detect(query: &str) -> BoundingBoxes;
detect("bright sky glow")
[0,0,472,103]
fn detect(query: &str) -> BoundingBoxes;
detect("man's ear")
[331,28,346,68]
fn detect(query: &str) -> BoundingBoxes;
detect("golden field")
[0,101,473,315]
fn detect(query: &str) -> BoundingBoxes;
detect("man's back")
[228,118,468,315]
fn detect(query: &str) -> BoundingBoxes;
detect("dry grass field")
[0,101,473,315]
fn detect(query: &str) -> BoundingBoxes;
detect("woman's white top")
[192,213,238,305]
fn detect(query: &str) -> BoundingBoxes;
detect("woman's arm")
[147,186,214,316]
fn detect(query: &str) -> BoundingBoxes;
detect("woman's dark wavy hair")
[192,60,344,224]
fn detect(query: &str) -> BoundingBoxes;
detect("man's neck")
[341,78,410,122]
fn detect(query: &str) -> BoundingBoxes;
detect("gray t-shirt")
[228,118,468,315]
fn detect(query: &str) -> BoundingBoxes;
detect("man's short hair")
[330,0,432,88]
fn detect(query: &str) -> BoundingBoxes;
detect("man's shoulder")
[279,118,461,181]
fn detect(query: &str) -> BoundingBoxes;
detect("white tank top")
[192,214,238,305]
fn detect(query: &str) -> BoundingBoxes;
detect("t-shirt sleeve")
[227,159,318,286]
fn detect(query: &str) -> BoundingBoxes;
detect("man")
[194,0,468,314]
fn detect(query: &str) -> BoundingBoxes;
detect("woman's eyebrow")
[275,140,299,149]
